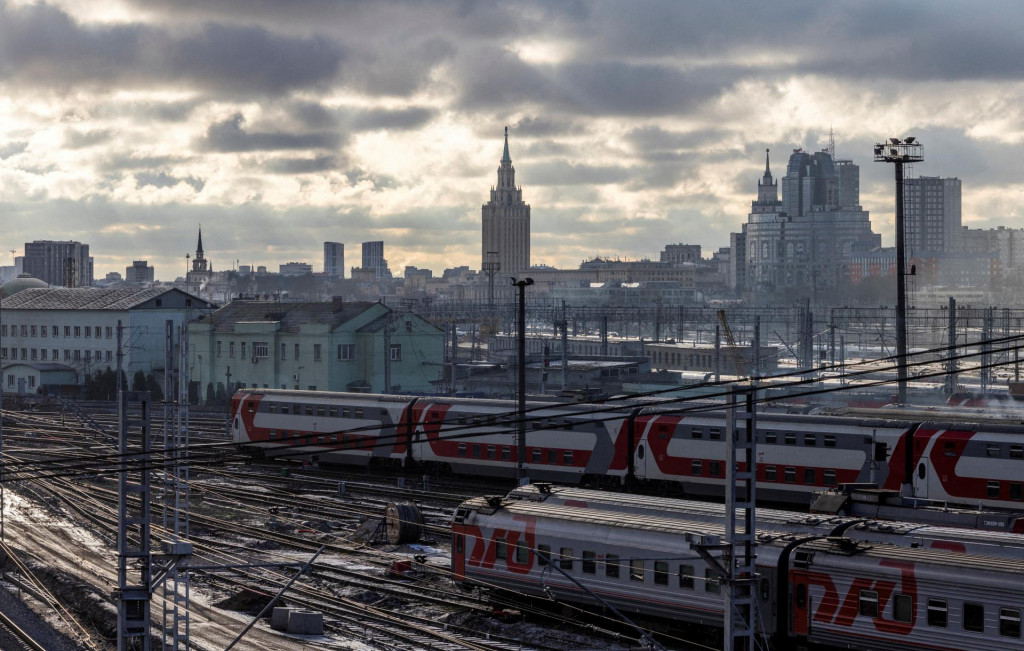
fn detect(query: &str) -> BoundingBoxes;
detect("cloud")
[351,107,436,132]
[64,129,114,149]
[201,114,341,152]
[135,171,205,192]
[264,155,341,174]
[0,141,27,159]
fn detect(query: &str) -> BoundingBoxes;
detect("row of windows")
[7,374,36,389]
[1,348,113,363]
[495,540,725,593]
[1,325,113,339]
[263,402,389,419]
[216,341,323,362]
[985,443,1024,459]
[651,425,839,448]
[859,590,1021,638]
[985,480,1024,501]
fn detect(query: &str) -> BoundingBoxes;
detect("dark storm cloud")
[64,129,114,149]
[527,161,633,186]
[135,171,205,192]
[510,117,580,138]
[264,155,341,174]
[351,108,436,132]
[0,141,27,159]
[201,114,341,152]
[0,2,343,94]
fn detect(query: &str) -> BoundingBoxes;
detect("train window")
[495,539,507,560]
[803,468,816,484]
[582,551,596,574]
[629,559,644,582]
[563,420,573,430]
[824,434,836,448]
[280,405,289,415]
[317,436,325,444]
[804,434,816,446]
[680,565,694,589]
[654,561,669,586]
[458,414,467,425]
[765,466,777,481]
[785,467,796,483]
[378,409,387,417]
[605,554,620,578]
[918,463,926,479]
[457,443,466,457]
[764,431,777,444]
[329,434,337,442]
[268,430,277,439]
[760,578,770,601]
[342,409,350,418]
[304,405,314,416]
[691,460,703,476]
[1011,483,1023,500]
[785,433,796,445]
[268,403,278,414]
[1012,445,1024,459]
[705,569,721,594]
[456,535,463,554]
[894,594,913,623]
[515,541,529,564]
[859,590,879,618]
[548,449,557,464]
[559,548,574,571]
[709,428,721,441]
[316,406,325,416]
[502,447,511,461]
[795,584,806,608]
[563,450,574,464]
[233,417,239,431]
[537,544,551,566]
[824,469,837,486]
[987,481,1001,499]
[532,420,542,430]
[355,409,364,418]
[487,445,496,459]
[1000,608,1021,638]
[329,407,338,417]
[691,427,703,439]
[710,461,721,477]
[964,602,985,633]
[638,446,645,460]
[531,449,541,463]
[472,445,481,458]
[988,444,1002,458]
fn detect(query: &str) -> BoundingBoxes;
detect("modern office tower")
[361,241,391,279]
[738,148,880,299]
[903,176,962,255]
[125,260,155,283]
[324,242,344,278]
[23,240,93,287]
[481,126,531,279]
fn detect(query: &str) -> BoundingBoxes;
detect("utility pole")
[875,137,923,404]
[512,277,533,485]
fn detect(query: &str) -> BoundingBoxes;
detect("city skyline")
[2,1,1023,279]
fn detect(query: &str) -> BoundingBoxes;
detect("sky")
[2,0,1024,281]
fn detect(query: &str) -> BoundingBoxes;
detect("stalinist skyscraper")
[481,127,531,281]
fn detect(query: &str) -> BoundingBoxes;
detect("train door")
[452,527,467,581]
[791,572,811,636]
[635,440,647,477]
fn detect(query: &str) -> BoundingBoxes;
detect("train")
[231,388,1024,512]
[451,490,1024,650]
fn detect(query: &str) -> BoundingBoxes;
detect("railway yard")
[0,402,663,651]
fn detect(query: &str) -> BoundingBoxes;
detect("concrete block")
[271,607,296,631]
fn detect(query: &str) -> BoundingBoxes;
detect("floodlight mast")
[874,138,923,406]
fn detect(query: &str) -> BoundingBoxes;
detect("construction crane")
[717,310,747,377]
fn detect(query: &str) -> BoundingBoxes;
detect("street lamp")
[511,277,533,485]
[874,137,923,404]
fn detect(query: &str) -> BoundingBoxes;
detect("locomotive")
[451,491,1024,650]
[231,388,1024,511]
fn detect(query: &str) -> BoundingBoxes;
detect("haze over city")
[2,0,1023,279]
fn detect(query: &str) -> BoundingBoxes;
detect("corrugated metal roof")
[1,287,187,311]
[196,300,383,333]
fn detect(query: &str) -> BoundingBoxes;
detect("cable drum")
[384,502,423,544]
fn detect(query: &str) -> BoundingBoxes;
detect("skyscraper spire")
[764,148,771,178]
[196,225,204,258]
[501,125,511,164]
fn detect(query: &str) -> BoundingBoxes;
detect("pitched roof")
[196,300,383,333]
[1,287,192,311]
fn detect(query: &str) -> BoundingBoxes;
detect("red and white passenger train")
[452,489,1024,650]
[231,389,1024,511]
